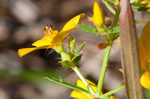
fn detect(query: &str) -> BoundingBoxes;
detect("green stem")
[112,5,120,27]
[96,84,125,98]
[96,45,112,96]
[102,0,116,15]
[72,66,96,96]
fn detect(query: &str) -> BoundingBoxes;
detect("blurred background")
[1,0,148,99]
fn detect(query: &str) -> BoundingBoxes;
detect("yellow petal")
[76,79,97,92]
[93,1,104,27]
[140,71,150,89]
[61,14,83,32]
[71,90,94,99]
[56,14,83,43]
[32,37,51,47]
[52,30,71,45]
[32,30,58,47]
[70,79,96,99]
[18,47,41,57]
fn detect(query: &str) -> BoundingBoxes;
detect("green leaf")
[60,60,73,68]
[112,7,120,27]
[102,0,116,15]
[76,24,98,34]
[45,77,89,94]
[68,36,76,54]
[75,42,86,54]
[108,26,119,34]
[72,55,82,65]
[100,84,125,98]
[108,0,118,3]
[145,89,150,99]
[132,5,150,11]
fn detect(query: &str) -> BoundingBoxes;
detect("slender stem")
[98,84,125,98]
[45,77,90,94]
[72,66,95,96]
[96,45,112,96]
[102,0,116,15]
[112,5,120,27]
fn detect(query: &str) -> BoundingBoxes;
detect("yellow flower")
[18,14,84,57]
[139,21,150,90]
[92,1,104,27]
[139,21,150,70]
[140,71,150,89]
[70,79,119,99]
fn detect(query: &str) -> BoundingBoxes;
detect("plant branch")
[96,45,112,96]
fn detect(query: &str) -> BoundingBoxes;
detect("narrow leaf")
[45,77,89,94]
[75,42,86,54]
[72,55,82,65]
[108,26,119,34]
[76,24,98,34]
[132,5,149,11]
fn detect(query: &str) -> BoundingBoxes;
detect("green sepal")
[76,24,98,34]
[45,77,89,94]
[60,60,74,68]
[68,36,76,54]
[60,52,71,61]
[108,26,119,34]
[72,54,82,65]
[75,42,86,55]
[53,44,64,54]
